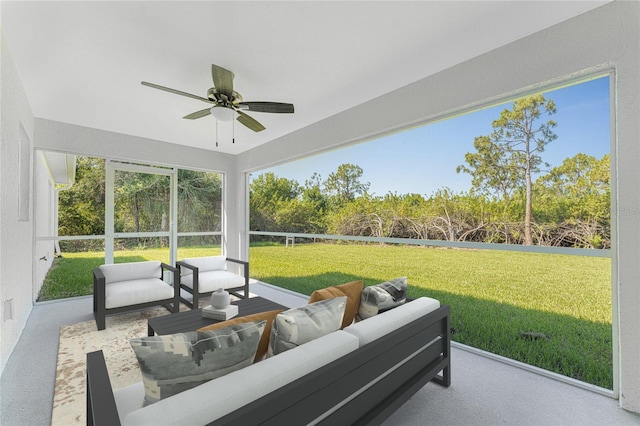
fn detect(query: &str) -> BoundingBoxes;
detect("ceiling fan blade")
[183,108,212,120]
[237,102,294,114]
[141,81,214,104]
[211,64,235,100]
[236,110,266,132]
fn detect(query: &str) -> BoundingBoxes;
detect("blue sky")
[256,76,610,197]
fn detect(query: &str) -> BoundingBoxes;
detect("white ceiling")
[1,1,610,155]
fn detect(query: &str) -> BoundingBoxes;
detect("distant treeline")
[250,155,609,249]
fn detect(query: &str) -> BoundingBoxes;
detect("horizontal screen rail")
[249,231,611,258]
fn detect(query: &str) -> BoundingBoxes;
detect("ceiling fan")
[141,64,294,133]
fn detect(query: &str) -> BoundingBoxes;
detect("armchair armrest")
[175,260,198,274]
[86,350,121,426]
[160,262,180,286]
[93,268,107,330]
[226,257,249,278]
[226,258,250,299]
[161,263,181,313]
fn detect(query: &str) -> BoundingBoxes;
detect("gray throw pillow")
[130,320,266,405]
[268,296,347,356]
[357,277,407,320]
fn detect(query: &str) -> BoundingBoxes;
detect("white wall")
[34,119,237,174]
[237,1,640,413]
[33,152,55,297]
[0,30,35,372]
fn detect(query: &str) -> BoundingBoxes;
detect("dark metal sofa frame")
[92,263,180,331]
[176,258,249,309]
[87,304,450,425]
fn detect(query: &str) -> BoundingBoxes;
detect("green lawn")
[39,242,612,389]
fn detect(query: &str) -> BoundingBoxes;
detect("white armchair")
[92,261,180,330]
[176,256,249,309]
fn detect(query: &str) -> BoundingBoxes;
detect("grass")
[39,242,612,389]
[249,243,612,389]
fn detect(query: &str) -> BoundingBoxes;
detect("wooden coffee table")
[147,296,289,336]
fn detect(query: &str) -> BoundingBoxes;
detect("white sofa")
[93,261,180,331]
[176,256,249,308]
[87,297,451,425]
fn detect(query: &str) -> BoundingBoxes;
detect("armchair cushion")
[99,261,162,284]
[180,256,226,274]
[181,270,246,292]
[130,320,266,406]
[104,278,175,309]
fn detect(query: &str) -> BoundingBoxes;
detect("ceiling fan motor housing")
[207,87,242,106]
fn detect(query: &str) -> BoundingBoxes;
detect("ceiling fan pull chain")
[233,119,235,144]
[215,119,219,147]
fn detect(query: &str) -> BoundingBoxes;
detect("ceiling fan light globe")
[210,106,236,122]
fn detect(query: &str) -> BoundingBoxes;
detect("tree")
[533,154,610,248]
[177,169,222,233]
[324,163,370,205]
[457,94,557,245]
[249,172,300,232]
[58,156,105,238]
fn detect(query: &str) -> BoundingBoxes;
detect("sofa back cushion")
[356,276,408,320]
[123,330,359,426]
[308,280,363,328]
[268,297,346,356]
[180,256,226,275]
[130,321,266,405]
[344,297,440,346]
[99,261,162,284]
[197,309,284,361]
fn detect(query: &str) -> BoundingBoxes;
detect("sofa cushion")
[105,278,174,309]
[100,261,162,284]
[180,256,226,274]
[308,280,363,328]
[181,270,245,292]
[356,276,408,320]
[130,321,266,405]
[345,297,440,346]
[197,309,284,361]
[123,331,359,426]
[114,381,145,425]
[268,297,347,356]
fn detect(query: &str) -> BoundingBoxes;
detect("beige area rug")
[52,305,189,425]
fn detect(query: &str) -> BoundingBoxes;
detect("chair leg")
[95,309,105,331]
[192,292,199,310]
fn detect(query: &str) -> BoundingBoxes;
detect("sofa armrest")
[86,350,121,426]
